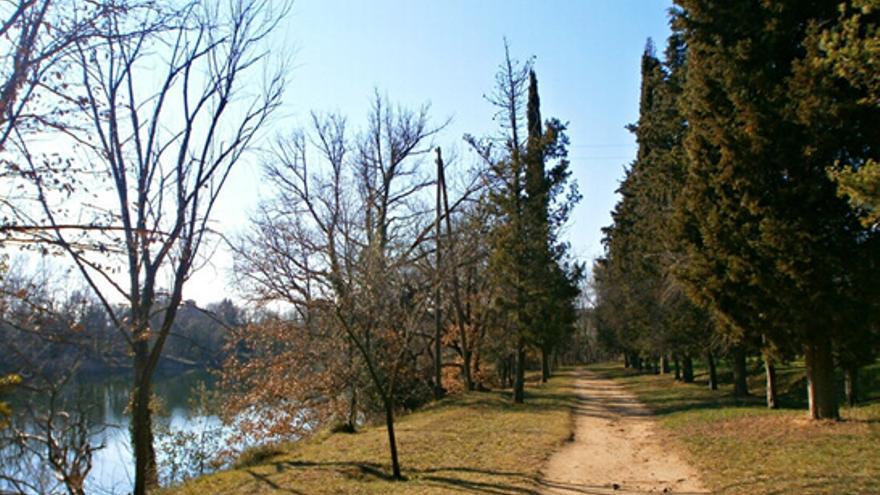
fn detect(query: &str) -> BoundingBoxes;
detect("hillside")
[168,372,577,494]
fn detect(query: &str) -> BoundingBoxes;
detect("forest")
[594,0,879,420]
[0,1,878,495]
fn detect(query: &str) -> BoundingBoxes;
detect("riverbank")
[168,370,578,494]
[587,361,880,495]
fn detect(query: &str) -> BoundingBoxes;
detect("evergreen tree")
[796,0,880,406]
[672,0,879,419]
[596,37,715,384]
[470,46,579,403]
[524,70,582,383]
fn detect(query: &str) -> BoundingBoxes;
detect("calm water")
[3,370,224,495]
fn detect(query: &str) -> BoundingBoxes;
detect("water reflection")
[3,369,220,494]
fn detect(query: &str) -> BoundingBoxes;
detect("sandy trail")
[539,370,709,495]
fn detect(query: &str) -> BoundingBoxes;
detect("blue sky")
[192,0,675,303]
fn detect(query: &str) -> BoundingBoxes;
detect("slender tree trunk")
[346,343,358,431]
[732,346,750,397]
[541,346,550,383]
[347,381,358,431]
[682,355,694,383]
[462,347,474,391]
[383,398,402,480]
[673,355,681,381]
[624,353,630,368]
[132,345,158,495]
[804,336,839,419]
[508,354,515,388]
[513,339,525,403]
[706,351,718,391]
[763,352,778,409]
[844,365,859,407]
[661,355,670,374]
[473,352,483,389]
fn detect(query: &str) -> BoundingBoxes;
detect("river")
[2,369,225,494]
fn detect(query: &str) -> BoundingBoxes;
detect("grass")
[588,361,880,495]
[166,370,578,494]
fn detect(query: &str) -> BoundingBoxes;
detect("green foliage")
[595,36,711,364]
[832,159,880,227]
[817,0,880,227]
[669,0,880,417]
[478,53,581,369]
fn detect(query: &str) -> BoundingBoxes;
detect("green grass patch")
[167,370,578,494]
[588,361,880,495]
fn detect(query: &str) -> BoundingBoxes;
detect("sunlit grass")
[588,361,880,495]
[167,370,577,494]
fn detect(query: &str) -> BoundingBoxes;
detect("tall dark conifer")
[672,0,878,419]
[596,37,714,383]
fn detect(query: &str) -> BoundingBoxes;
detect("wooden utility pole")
[433,147,445,399]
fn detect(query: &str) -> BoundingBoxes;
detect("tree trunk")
[683,355,694,383]
[624,353,630,368]
[661,355,670,374]
[541,346,550,383]
[462,346,474,391]
[673,355,681,381]
[347,381,358,431]
[732,346,749,397]
[844,366,859,407]
[513,339,525,404]
[132,347,158,495]
[763,352,778,409]
[383,398,402,480]
[706,351,718,391]
[508,354,515,388]
[804,336,839,419]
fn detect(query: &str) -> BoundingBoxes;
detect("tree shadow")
[246,459,547,494]
[244,468,308,494]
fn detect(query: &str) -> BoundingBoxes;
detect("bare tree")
[233,95,473,480]
[0,0,109,152]
[13,1,287,492]
[440,201,495,390]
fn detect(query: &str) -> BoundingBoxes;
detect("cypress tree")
[596,37,715,384]
[475,48,580,404]
[673,0,879,419]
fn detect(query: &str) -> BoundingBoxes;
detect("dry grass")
[588,362,880,495]
[166,370,578,494]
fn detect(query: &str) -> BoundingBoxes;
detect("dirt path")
[539,370,709,495]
